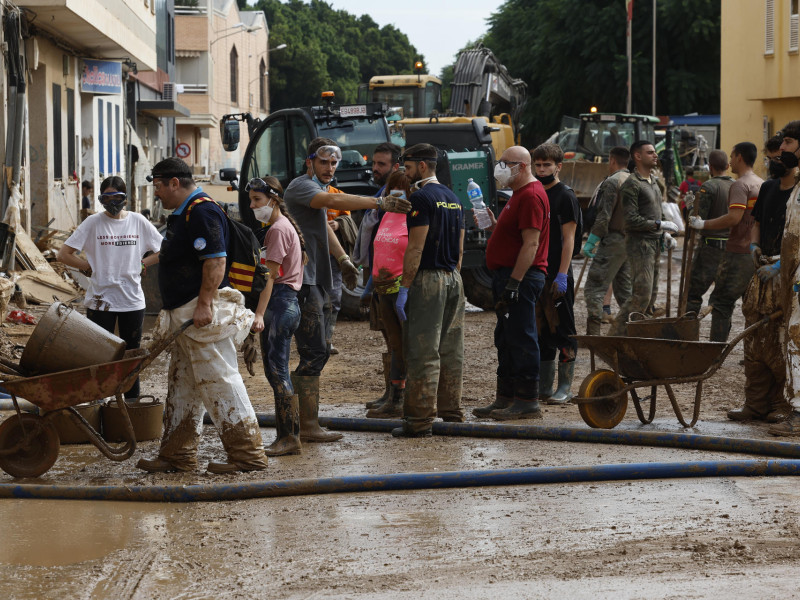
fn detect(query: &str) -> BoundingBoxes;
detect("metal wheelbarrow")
[572,311,782,429]
[0,320,192,478]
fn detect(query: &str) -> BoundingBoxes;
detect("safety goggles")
[98,192,127,203]
[307,145,342,162]
[245,178,281,196]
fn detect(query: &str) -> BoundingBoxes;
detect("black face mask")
[101,199,126,216]
[780,150,799,169]
[538,173,556,185]
[769,159,787,178]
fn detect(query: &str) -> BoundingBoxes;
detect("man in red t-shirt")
[472,145,551,420]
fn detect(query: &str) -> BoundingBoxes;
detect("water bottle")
[467,178,491,230]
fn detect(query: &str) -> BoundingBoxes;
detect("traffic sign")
[176,142,191,158]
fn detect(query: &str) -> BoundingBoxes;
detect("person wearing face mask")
[725,126,799,425]
[529,143,582,406]
[391,143,466,437]
[472,146,550,420]
[582,146,631,336]
[763,135,783,179]
[283,137,411,443]
[246,176,308,455]
[688,142,763,342]
[684,150,735,318]
[609,140,680,336]
[58,176,162,403]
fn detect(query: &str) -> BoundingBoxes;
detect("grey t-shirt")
[284,175,332,292]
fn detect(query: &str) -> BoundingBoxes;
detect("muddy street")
[2,253,800,598]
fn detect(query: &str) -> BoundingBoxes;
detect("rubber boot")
[538,360,556,400]
[293,373,343,443]
[586,318,602,336]
[213,417,268,473]
[545,361,575,405]
[489,398,543,421]
[366,383,404,419]
[473,393,512,417]
[265,394,302,456]
[766,398,792,423]
[366,353,392,409]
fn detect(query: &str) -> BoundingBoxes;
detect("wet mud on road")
[2,253,800,598]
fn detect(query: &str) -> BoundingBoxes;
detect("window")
[791,0,799,52]
[230,45,238,104]
[766,0,775,55]
[289,115,313,177]
[53,84,62,179]
[67,88,75,176]
[247,117,287,186]
[259,59,266,110]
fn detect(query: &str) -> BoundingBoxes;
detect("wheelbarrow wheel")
[578,369,627,429]
[0,413,60,478]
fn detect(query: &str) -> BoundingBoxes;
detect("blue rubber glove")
[395,286,409,321]
[554,272,568,295]
[362,274,374,298]
[757,260,781,283]
[581,233,600,258]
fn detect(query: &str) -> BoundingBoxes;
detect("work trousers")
[584,232,631,331]
[325,255,343,349]
[708,251,754,342]
[403,269,465,432]
[260,284,301,398]
[610,236,661,336]
[294,284,332,377]
[685,242,726,317]
[538,272,578,362]
[87,307,145,400]
[376,291,406,381]
[492,267,545,399]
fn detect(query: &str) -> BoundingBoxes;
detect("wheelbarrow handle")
[714,310,783,372]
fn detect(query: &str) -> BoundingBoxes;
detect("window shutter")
[791,1,799,52]
[766,0,775,55]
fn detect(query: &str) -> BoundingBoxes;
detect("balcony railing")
[179,83,209,94]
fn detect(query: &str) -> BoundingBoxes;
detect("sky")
[326,1,506,77]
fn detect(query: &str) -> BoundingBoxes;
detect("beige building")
[175,0,269,178]
[721,0,800,175]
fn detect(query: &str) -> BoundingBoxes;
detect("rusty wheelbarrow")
[0,320,192,478]
[572,311,782,430]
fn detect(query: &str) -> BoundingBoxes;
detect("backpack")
[185,193,268,309]
[687,178,701,194]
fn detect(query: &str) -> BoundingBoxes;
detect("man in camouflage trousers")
[685,150,735,317]
[609,141,679,336]
[582,146,631,335]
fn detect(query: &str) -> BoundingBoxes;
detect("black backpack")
[687,178,701,194]
[186,193,268,309]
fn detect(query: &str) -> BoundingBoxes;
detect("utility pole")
[652,0,656,116]
[627,0,633,114]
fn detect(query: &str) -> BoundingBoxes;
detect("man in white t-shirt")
[59,176,162,401]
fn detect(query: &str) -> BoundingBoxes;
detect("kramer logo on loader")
[452,162,485,171]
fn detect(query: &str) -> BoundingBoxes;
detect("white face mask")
[411,176,437,191]
[494,163,514,188]
[253,203,273,224]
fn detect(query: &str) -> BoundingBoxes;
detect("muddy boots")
[769,410,800,436]
[293,373,343,443]
[207,420,269,474]
[473,380,513,417]
[586,318,602,336]
[489,397,543,420]
[544,362,575,405]
[538,360,556,401]
[366,383,404,418]
[366,353,392,410]
[265,394,302,456]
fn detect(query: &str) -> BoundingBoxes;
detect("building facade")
[721,0,800,175]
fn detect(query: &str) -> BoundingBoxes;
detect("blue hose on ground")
[236,414,800,460]
[2,460,800,502]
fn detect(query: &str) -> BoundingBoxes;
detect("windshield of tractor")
[370,88,415,119]
[317,119,387,169]
[579,121,637,157]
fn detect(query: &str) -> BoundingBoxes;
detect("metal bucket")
[20,303,126,375]
[101,395,163,442]
[47,403,102,445]
[626,312,700,341]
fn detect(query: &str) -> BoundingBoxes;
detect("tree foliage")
[481,0,720,145]
[255,0,423,109]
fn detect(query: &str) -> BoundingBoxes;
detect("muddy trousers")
[584,232,631,333]
[158,333,266,471]
[376,291,406,381]
[492,267,545,399]
[743,315,787,415]
[260,284,301,397]
[402,269,465,432]
[325,256,343,350]
[610,236,661,335]
[87,308,145,400]
[294,284,332,377]
[708,251,754,342]
[685,242,725,316]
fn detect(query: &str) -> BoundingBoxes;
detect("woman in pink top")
[366,171,411,419]
[247,176,307,456]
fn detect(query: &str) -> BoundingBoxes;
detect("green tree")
[482,0,720,145]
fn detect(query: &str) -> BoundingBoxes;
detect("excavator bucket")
[559,161,609,209]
